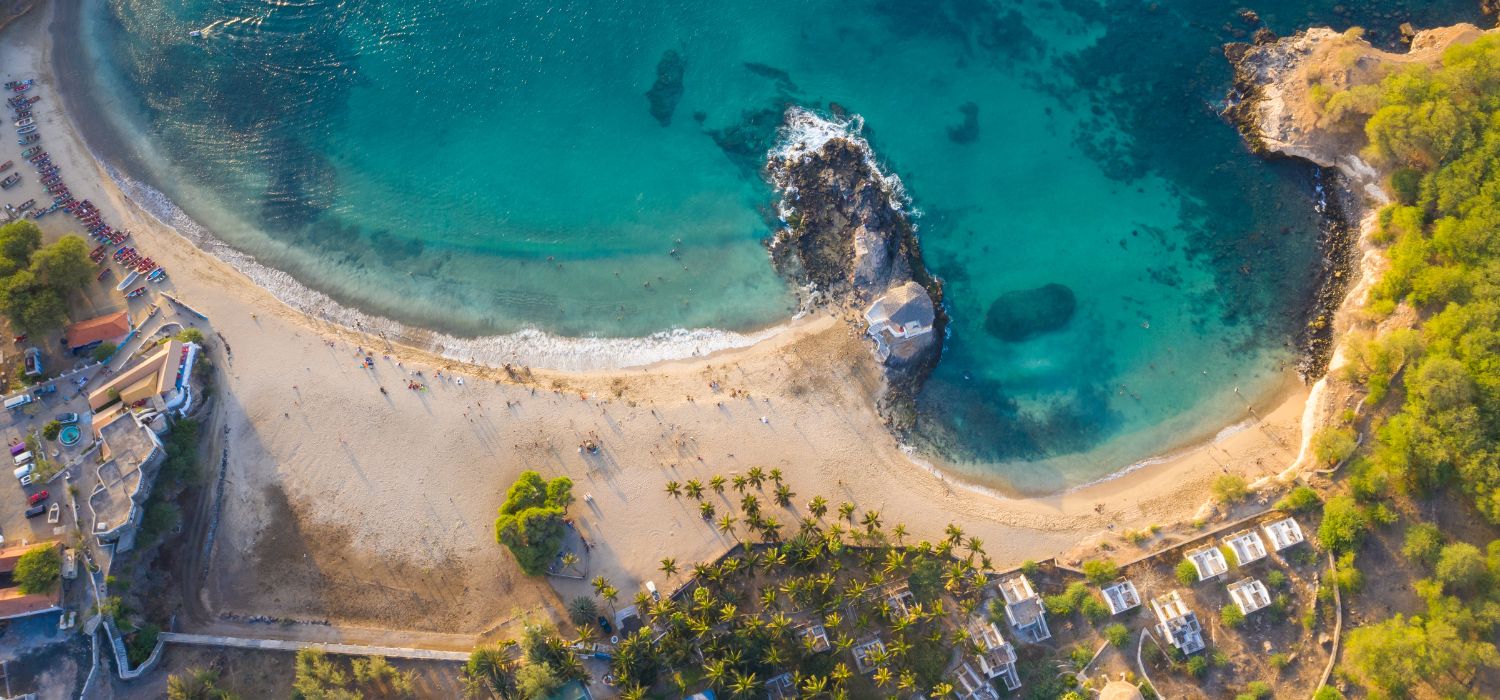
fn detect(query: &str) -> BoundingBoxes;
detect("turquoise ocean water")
[71,0,1481,493]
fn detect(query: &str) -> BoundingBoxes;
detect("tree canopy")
[14,545,61,594]
[494,471,574,575]
[0,221,95,335]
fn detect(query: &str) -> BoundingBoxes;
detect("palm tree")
[559,552,581,576]
[931,681,955,697]
[807,495,829,518]
[897,669,916,692]
[660,557,679,578]
[710,475,727,492]
[699,500,716,519]
[801,674,829,698]
[860,510,882,534]
[601,585,619,613]
[717,514,738,540]
[620,684,647,700]
[729,669,759,699]
[944,522,965,545]
[830,662,852,687]
[591,576,612,597]
[684,479,704,499]
[732,475,749,492]
[740,494,761,515]
[665,480,682,497]
[891,523,908,544]
[838,502,856,523]
[774,483,795,507]
[460,645,518,700]
[167,667,232,700]
[704,658,729,687]
[769,467,784,483]
[747,466,766,487]
[872,666,893,688]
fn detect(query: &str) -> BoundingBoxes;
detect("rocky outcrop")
[646,50,685,127]
[766,108,944,404]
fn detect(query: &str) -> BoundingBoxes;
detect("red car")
[27,490,47,506]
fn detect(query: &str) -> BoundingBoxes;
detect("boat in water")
[13,118,33,127]
[1,174,19,189]
[17,133,38,145]
[20,147,39,158]
[17,199,34,212]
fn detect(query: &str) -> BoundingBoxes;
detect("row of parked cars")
[12,412,78,518]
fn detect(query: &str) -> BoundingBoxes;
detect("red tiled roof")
[65,311,131,348]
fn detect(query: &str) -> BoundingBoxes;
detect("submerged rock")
[645,50,685,127]
[984,283,1076,342]
[946,102,979,144]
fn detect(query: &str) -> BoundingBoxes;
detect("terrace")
[1227,578,1273,616]
[851,637,886,674]
[1151,590,1205,655]
[965,618,1020,691]
[1224,529,1268,566]
[1262,517,1305,551]
[794,621,830,653]
[1101,579,1141,615]
[1185,545,1229,581]
[950,661,999,700]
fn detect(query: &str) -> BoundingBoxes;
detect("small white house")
[1101,579,1141,615]
[952,661,1000,700]
[966,619,1021,691]
[1224,529,1268,566]
[1151,590,1205,655]
[1186,545,1229,581]
[1227,578,1273,615]
[1263,517,1306,551]
[998,575,1052,642]
[851,637,887,674]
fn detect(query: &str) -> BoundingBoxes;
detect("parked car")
[55,413,78,424]
[24,504,44,518]
[597,616,613,635]
[12,463,32,480]
[19,474,33,487]
[32,384,56,396]
[27,490,47,505]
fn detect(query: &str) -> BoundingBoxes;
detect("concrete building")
[966,618,1020,691]
[1228,578,1273,615]
[998,575,1051,642]
[1151,590,1205,655]
[1101,579,1141,615]
[1263,517,1306,551]
[851,637,886,674]
[951,661,1000,700]
[85,411,166,553]
[88,340,201,431]
[1186,545,1229,581]
[1225,529,1268,566]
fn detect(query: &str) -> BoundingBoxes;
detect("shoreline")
[8,0,1348,638]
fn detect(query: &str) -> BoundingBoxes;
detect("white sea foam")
[769,106,914,217]
[101,163,785,372]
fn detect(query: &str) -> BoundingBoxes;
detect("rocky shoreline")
[765,108,946,423]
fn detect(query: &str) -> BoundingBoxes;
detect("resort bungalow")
[885,583,916,618]
[1151,590,1205,655]
[1185,545,1229,581]
[795,622,830,653]
[1227,578,1273,616]
[64,310,131,355]
[764,672,796,700]
[1224,529,1268,566]
[851,637,887,674]
[966,618,1021,691]
[950,661,1000,700]
[998,574,1052,643]
[1101,579,1142,615]
[1263,517,1306,551]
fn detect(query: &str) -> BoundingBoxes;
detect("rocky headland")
[765,108,945,422]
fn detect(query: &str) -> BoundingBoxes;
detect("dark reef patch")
[705,106,786,175]
[646,49,686,127]
[946,101,979,143]
[743,62,800,94]
[985,283,1076,342]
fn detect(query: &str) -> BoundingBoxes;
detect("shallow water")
[74,0,1483,492]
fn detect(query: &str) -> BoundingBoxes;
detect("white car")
[12,463,33,479]
[19,474,34,486]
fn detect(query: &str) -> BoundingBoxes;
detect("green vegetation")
[177,327,206,344]
[1275,485,1322,513]
[1402,522,1444,568]
[1220,604,1245,629]
[1316,495,1368,554]
[1104,622,1130,648]
[1311,426,1358,467]
[1175,559,1199,586]
[292,649,414,699]
[41,419,61,440]
[1211,474,1250,504]
[168,667,237,700]
[494,470,574,575]
[125,623,161,666]
[1082,559,1119,585]
[1234,680,1273,700]
[461,644,519,699]
[0,222,94,335]
[91,341,117,362]
[14,545,61,594]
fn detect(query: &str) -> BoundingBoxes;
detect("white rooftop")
[1263,517,1305,551]
[1225,530,1268,566]
[1228,578,1273,615]
[1151,590,1205,655]
[1186,546,1229,580]
[1101,579,1141,615]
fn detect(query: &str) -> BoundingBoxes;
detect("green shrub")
[1312,426,1359,467]
[1265,570,1287,589]
[1080,595,1110,624]
[1235,680,1273,700]
[1276,485,1322,512]
[1104,623,1130,648]
[1082,559,1119,584]
[1212,474,1250,504]
[1020,560,1039,577]
[1269,652,1290,671]
[1402,522,1444,568]
[1221,604,1245,629]
[1069,645,1093,670]
[493,471,574,575]
[90,342,117,363]
[176,327,206,345]
[1333,552,1363,593]
[13,545,60,594]
[1312,686,1344,700]
[1175,559,1199,586]
[1185,655,1208,678]
[41,419,60,440]
[1318,495,1369,554]
[1434,542,1486,593]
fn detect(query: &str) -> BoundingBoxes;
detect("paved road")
[158,632,472,662]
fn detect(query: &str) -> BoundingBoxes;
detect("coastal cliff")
[766,108,945,419]
[1225,24,1486,380]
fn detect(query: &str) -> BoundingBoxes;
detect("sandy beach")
[3,0,1323,642]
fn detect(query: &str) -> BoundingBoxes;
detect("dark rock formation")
[645,50,685,127]
[743,62,800,93]
[946,102,979,144]
[766,109,945,406]
[984,283,1076,342]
